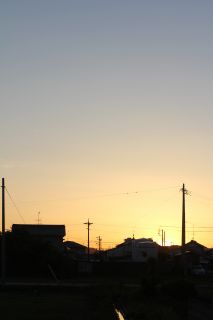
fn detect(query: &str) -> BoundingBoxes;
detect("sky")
[1,0,213,248]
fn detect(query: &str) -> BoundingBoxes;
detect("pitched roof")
[185,240,206,249]
[64,241,87,249]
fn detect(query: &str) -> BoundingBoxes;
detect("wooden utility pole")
[1,178,6,285]
[181,183,188,252]
[158,228,165,246]
[161,229,164,246]
[37,212,41,224]
[84,219,93,261]
[181,183,189,276]
[97,236,102,251]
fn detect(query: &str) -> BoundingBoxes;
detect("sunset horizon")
[1,1,213,250]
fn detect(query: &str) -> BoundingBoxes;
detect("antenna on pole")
[96,236,102,251]
[159,228,165,246]
[84,219,93,261]
[37,212,41,225]
[1,178,6,285]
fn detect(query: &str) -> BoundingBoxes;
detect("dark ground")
[0,274,213,320]
[0,287,117,320]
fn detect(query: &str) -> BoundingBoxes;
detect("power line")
[192,192,213,202]
[187,230,213,233]
[161,224,213,229]
[5,187,26,224]
[25,185,179,202]
[160,225,180,229]
[188,226,213,229]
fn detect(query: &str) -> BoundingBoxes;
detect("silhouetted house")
[107,237,158,262]
[64,241,87,259]
[171,241,208,272]
[12,224,65,251]
[206,248,213,260]
[169,245,181,256]
[206,249,213,270]
[185,240,206,256]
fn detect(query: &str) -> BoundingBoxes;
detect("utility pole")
[97,236,102,251]
[1,178,6,285]
[161,229,164,246]
[37,212,41,224]
[163,230,166,246]
[158,228,165,247]
[84,219,93,261]
[181,183,189,252]
[181,183,189,276]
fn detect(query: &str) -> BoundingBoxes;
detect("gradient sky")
[1,0,213,248]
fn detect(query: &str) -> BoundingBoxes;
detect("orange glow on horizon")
[4,179,213,250]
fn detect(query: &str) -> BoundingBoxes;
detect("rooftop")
[12,224,66,237]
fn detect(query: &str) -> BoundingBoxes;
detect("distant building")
[64,241,87,258]
[107,237,159,262]
[12,224,65,251]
